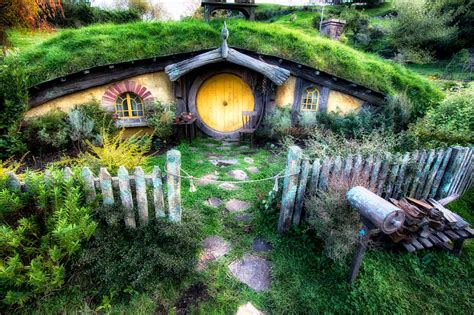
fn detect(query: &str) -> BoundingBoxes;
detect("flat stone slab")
[229,254,271,292]
[228,170,248,180]
[246,166,259,174]
[198,236,230,270]
[204,197,223,208]
[244,157,254,164]
[239,145,250,150]
[205,143,217,147]
[210,159,239,167]
[236,302,264,315]
[217,146,232,151]
[197,174,218,185]
[219,182,239,191]
[252,237,273,252]
[234,213,253,223]
[226,199,251,212]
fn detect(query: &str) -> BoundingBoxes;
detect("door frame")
[188,65,264,139]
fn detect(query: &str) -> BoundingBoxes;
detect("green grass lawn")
[23,138,474,314]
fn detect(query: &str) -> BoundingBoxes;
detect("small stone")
[229,254,271,292]
[226,199,251,212]
[198,236,230,270]
[219,182,239,191]
[235,214,253,222]
[198,174,218,185]
[246,166,259,174]
[228,170,248,180]
[252,237,273,252]
[236,302,264,315]
[210,159,239,167]
[204,197,223,208]
[244,157,254,164]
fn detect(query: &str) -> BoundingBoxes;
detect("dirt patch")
[175,283,209,314]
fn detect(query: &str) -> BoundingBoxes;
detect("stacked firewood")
[388,196,473,251]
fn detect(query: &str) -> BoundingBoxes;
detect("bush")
[258,106,292,139]
[73,100,116,136]
[75,205,201,299]
[407,88,474,148]
[25,110,71,153]
[0,169,96,308]
[146,101,176,141]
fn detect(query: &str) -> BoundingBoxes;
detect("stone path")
[228,254,271,292]
[204,197,223,208]
[236,302,264,315]
[219,182,239,191]
[252,237,273,252]
[198,174,218,185]
[246,166,259,174]
[244,157,254,164]
[228,170,248,180]
[198,236,230,271]
[225,199,251,212]
[210,159,239,167]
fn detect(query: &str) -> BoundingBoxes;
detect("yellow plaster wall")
[275,76,297,107]
[25,72,174,118]
[326,90,363,114]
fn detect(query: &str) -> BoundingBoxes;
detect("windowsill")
[115,118,148,128]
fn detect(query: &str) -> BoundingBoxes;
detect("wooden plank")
[308,158,321,195]
[384,154,401,199]
[393,153,410,199]
[152,166,166,218]
[99,168,114,206]
[450,149,473,196]
[427,234,441,244]
[118,166,136,228]
[401,151,419,197]
[435,231,450,243]
[369,156,382,190]
[458,152,474,195]
[318,157,333,191]
[402,242,416,252]
[411,239,424,250]
[376,153,392,196]
[409,151,428,197]
[351,155,363,180]
[166,149,182,223]
[415,150,436,199]
[418,237,433,248]
[135,167,149,225]
[332,156,343,179]
[81,167,96,204]
[463,227,474,237]
[421,149,445,199]
[437,147,468,198]
[361,155,374,182]
[456,229,469,238]
[444,230,460,241]
[342,155,353,180]
[429,148,452,198]
[293,159,311,226]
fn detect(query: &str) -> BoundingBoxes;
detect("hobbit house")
[25,23,385,139]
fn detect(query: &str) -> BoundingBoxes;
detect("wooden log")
[134,167,149,225]
[81,167,97,204]
[318,157,333,191]
[6,172,21,191]
[167,149,182,223]
[369,156,382,190]
[393,153,410,199]
[152,166,166,218]
[384,154,401,199]
[118,166,136,228]
[429,148,452,198]
[376,153,392,196]
[278,146,302,233]
[99,168,114,207]
[415,150,436,199]
[308,158,321,195]
[293,159,311,226]
[421,149,445,199]
[408,151,428,198]
[437,147,467,199]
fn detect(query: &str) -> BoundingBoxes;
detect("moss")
[12,19,442,113]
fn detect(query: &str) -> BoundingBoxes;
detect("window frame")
[114,92,145,119]
[300,87,320,112]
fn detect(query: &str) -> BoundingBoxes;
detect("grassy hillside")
[13,18,442,112]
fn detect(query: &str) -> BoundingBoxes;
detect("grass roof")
[13,19,443,113]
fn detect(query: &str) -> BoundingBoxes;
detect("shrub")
[315,109,383,138]
[66,129,151,173]
[67,110,95,150]
[75,205,201,299]
[0,169,96,308]
[25,110,71,152]
[146,101,176,141]
[407,88,474,148]
[305,176,373,262]
[258,106,292,139]
[72,100,116,136]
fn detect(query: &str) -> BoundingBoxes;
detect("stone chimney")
[320,19,346,41]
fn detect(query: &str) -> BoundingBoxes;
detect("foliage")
[448,188,474,224]
[0,169,96,308]
[407,87,474,148]
[7,19,442,110]
[25,110,70,152]
[67,129,151,173]
[66,109,95,149]
[73,100,116,136]
[258,106,292,139]
[390,0,457,64]
[146,102,176,140]
[75,204,201,299]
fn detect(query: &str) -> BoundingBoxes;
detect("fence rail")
[6,149,182,228]
[278,146,474,233]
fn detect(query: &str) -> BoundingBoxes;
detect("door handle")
[223,101,228,106]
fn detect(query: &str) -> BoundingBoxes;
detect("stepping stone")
[235,213,253,223]
[219,182,239,191]
[229,254,271,292]
[252,237,273,253]
[205,143,217,147]
[244,157,254,164]
[210,159,239,167]
[222,142,234,146]
[198,174,218,185]
[226,199,251,212]
[217,146,232,151]
[198,236,230,270]
[206,153,225,158]
[239,145,250,150]
[228,170,248,180]
[204,197,223,208]
[246,166,259,174]
[236,302,264,315]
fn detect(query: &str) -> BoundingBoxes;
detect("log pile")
[388,196,473,252]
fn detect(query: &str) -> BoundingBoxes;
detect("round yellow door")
[196,73,255,133]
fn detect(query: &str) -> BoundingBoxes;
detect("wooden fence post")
[421,149,444,199]
[99,167,114,207]
[393,153,410,199]
[278,146,302,233]
[167,149,182,222]
[81,167,97,204]
[430,148,452,198]
[437,147,467,198]
[152,166,166,218]
[118,166,136,228]
[293,159,311,226]
[308,158,321,195]
[134,166,149,225]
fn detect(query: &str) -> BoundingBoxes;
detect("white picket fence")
[278,146,474,232]
[6,149,182,228]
